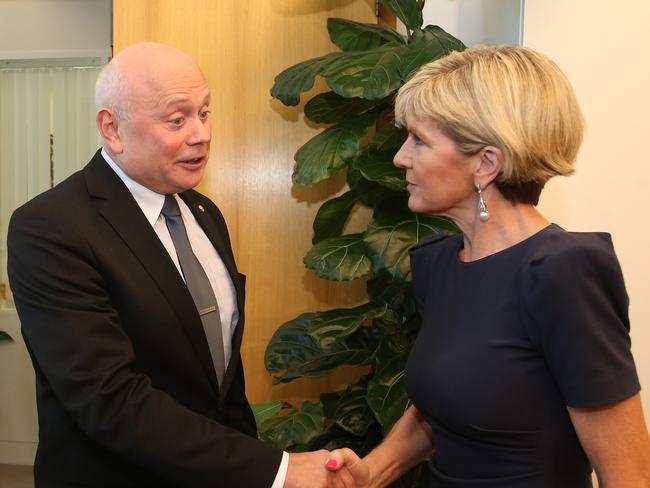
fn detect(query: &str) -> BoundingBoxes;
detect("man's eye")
[170,118,184,126]
[199,110,211,121]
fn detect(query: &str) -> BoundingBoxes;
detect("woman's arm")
[326,405,434,488]
[569,393,650,487]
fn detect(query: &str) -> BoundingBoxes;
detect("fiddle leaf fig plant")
[260,1,465,486]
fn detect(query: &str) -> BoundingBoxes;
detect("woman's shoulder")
[410,233,461,256]
[408,233,462,280]
[521,225,636,409]
[528,224,618,270]
[522,224,626,307]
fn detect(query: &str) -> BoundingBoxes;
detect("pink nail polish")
[326,459,337,469]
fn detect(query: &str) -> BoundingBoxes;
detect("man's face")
[115,67,212,195]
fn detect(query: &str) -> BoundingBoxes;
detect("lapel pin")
[198,205,205,212]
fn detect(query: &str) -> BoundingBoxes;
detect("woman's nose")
[393,142,411,169]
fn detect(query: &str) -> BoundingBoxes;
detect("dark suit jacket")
[7,150,283,487]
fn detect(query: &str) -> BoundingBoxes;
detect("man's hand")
[325,448,372,488]
[284,450,356,488]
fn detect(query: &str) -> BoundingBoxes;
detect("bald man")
[8,43,344,488]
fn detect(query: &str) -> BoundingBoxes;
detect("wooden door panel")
[113,0,378,404]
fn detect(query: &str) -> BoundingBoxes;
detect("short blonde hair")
[394,45,584,204]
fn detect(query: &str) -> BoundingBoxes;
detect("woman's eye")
[411,133,424,145]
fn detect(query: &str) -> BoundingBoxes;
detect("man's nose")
[188,117,211,145]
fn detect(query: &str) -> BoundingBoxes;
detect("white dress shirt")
[101,149,288,487]
[102,149,237,365]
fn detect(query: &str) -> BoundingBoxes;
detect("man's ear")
[96,108,124,154]
[475,145,504,188]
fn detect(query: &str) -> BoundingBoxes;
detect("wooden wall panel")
[113,0,378,404]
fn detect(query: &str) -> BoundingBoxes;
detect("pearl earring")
[476,183,489,222]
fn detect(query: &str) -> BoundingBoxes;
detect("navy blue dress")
[405,224,640,487]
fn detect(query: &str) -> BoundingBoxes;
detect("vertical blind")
[0,62,102,310]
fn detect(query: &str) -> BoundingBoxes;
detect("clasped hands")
[284,448,371,488]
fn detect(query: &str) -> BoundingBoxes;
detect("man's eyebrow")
[160,92,211,109]
[163,95,189,104]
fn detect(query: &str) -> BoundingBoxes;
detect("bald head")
[95,42,205,120]
[95,42,212,194]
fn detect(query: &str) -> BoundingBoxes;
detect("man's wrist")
[270,451,289,488]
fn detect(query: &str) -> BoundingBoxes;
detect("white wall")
[524,0,650,424]
[0,0,111,59]
[422,0,523,46]
[424,0,650,472]
[0,0,111,466]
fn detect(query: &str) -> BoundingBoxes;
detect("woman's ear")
[475,145,504,188]
[96,108,124,154]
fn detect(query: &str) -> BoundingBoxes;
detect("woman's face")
[394,116,477,217]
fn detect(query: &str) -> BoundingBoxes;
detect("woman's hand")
[325,448,372,488]
[323,406,434,488]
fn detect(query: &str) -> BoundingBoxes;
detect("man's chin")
[171,168,206,192]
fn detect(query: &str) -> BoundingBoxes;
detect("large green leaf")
[366,274,420,339]
[271,52,341,106]
[252,400,283,431]
[332,376,375,436]
[320,389,344,420]
[309,302,388,347]
[312,190,360,245]
[324,46,405,100]
[314,377,382,453]
[265,313,379,383]
[328,18,405,51]
[399,25,466,80]
[347,169,396,208]
[304,91,386,124]
[304,233,373,281]
[312,174,396,245]
[366,272,409,312]
[380,0,423,31]
[366,340,410,435]
[351,147,405,191]
[364,196,458,281]
[258,401,325,451]
[293,109,382,185]
[368,122,407,152]
[338,125,407,202]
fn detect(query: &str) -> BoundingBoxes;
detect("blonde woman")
[326,46,650,487]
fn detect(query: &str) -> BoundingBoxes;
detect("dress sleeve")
[521,232,640,408]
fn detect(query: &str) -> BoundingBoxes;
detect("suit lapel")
[83,152,221,395]
[179,191,244,400]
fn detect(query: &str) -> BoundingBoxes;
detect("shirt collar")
[101,148,166,227]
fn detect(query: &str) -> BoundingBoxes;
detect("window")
[0,58,103,310]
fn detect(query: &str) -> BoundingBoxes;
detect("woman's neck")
[451,194,550,262]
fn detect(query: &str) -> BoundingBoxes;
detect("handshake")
[282,405,431,488]
[284,448,372,488]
